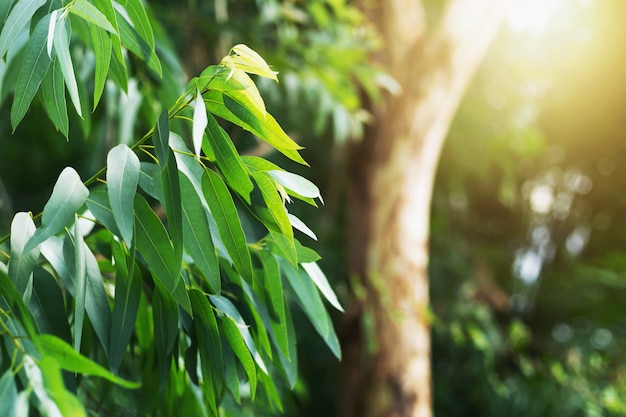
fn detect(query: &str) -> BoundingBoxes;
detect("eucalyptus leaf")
[302,261,344,312]
[152,287,178,388]
[0,0,46,59]
[40,59,68,137]
[116,8,161,77]
[120,0,154,48]
[107,144,140,247]
[267,170,323,203]
[88,23,112,109]
[8,212,38,302]
[229,44,278,82]
[53,17,82,118]
[0,370,17,417]
[71,0,116,33]
[192,87,207,157]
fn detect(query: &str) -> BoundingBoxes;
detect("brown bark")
[342,1,504,416]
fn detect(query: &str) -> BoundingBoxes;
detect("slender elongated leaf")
[287,213,317,241]
[109,242,141,372]
[0,0,15,26]
[88,24,111,109]
[251,171,292,239]
[256,249,288,359]
[153,110,169,165]
[209,295,268,374]
[206,112,253,203]
[71,217,87,352]
[92,0,123,64]
[229,44,278,81]
[85,187,120,236]
[53,17,82,117]
[25,167,89,253]
[281,261,341,359]
[0,0,46,59]
[71,0,116,33]
[206,67,266,116]
[302,262,344,312]
[0,370,17,417]
[40,59,68,137]
[134,194,191,314]
[267,170,323,203]
[37,356,86,417]
[152,288,178,387]
[160,149,183,275]
[36,334,140,388]
[107,144,139,246]
[219,314,257,400]
[202,169,253,281]
[8,212,38,302]
[180,175,219,292]
[28,268,72,344]
[116,8,161,77]
[11,13,51,130]
[192,87,207,157]
[121,0,154,48]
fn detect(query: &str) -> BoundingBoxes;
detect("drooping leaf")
[267,170,323,204]
[160,149,183,276]
[281,261,341,359]
[53,17,82,118]
[180,175,219,293]
[134,194,191,314]
[35,334,141,389]
[202,169,253,281]
[0,0,15,27]
[0,370,17,417]
[209,295,268,374]
[152,287,178,388]
[37,356,86,417]
[70,0,116,33]
[116,8,161,77]
[88,23,112,109]
[0,0,46,59]
[8,212,39,302]
[40,59,68,137]
[92,0,123,64]
[28,267,72,345]
[219,313,257,400]
[153,110,170,166]
[250,171,293,240]
[120,0,154,49]
[192,87,207,157]
[109,242,142,372]
[25,167,89,253]
[85,187,120,236]
[229,44,278,82]
[71,217,86,352]
[206,67,266,116]
[11,13,51,130]
[287,213,318,241]
[206,112,254,203]
[302,262,344,312]
[107,144,140,247]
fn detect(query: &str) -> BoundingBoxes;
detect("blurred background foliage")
[3,0,626,415]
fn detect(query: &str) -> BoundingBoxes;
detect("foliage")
[0,1,342,416]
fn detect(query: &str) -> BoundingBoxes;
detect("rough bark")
[342,1,504,416]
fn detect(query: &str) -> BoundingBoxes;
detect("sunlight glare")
[506,0,564,37]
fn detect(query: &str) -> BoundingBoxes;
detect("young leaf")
[206,112,254,203]
[192,87,207,157]
[267,170,323,204]
[71,0,116,34]
[35,334,141,389]
[25,167,89,253]
[11,13,51,130]
[40,59,68,137]
[0,0,46,59]
[88,24,112,109]
[134,194,192,314]
[202,169,253,282]
[8,212,39,302]
[229,44,278,82]
[287,213,318,241]
[54,17,82,118]
[107,144,140,247]
[180,175,220,293]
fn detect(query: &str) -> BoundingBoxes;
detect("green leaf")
[281,262,341,359]
[207,67,266,116]
[256,249,288,359]
[40,59,68,137]
[134,194,192,314]
[202,169,253,282]
[251,171,293,240]
[85,187,120,236]
[152,287,178,388]
[153,110,169,165]
[29,268,72,344]
[267,170,323,203]
[219,312,257,400]
[92,0,123,64]
[54,17,82,118]
[25,167,89,253]
[210,295,268,374]
[160,149,183,277]
[88,24,111,109]
[71,218,87,352]
[120,0,154,49]
[302,262,344,312]
[288,213,318,241]
[204,91,307,165]
[0,370,17,417]
[10,13,51,130]
[192,87,207,157]
[109,242,142,372]
[0,0,46,59]
[229,44,278,82]
[107,144,140,247]
[8,212,39,302]
[116,8,161,77]
[36,334,141,389]
[180,175,220,293]
[206,112,254,204]
[38,356,86,417]
[70,0,116,33]
[0,0,16,26]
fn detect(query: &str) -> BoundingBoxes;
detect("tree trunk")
[341,1,504,416]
